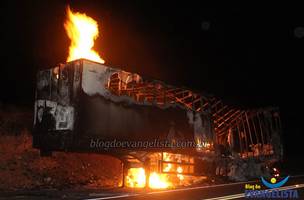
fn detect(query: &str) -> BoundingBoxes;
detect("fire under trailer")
[33,59,283,186]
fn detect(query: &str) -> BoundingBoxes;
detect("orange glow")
[163,152,172,172]
[125,153,193,189]
[163,163,172,172]
[149,172,172,189]
[196,138,211,151]
[125,168,171,189]
[64,6,105,63]
[125,168,146,188]
[177,166,184,180]
[177,166,183,173]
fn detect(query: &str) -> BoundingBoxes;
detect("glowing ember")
[163,163,172,172]
[126,168,171,189]
[64,6,105,63]
[125,153,194,189]
[126,166,184,189]
[125,168,146,188]
[177,166,183,173]
[196,138,211,151]
[177,166,184,181]
[177,174,184,181]
[149,172,172,189]
[163,152,173,172]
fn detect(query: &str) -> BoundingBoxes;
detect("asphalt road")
[1,176,304,200]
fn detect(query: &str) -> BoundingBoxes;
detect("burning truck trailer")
[33,58,283,188]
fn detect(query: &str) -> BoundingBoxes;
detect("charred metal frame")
[33,59,284,180]
[106,71,209,113]
[105,71,283,159]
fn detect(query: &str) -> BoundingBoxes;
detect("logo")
[261,176,289,189]
[244,175,299,199]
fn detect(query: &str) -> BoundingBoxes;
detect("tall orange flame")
[64,6,105,63]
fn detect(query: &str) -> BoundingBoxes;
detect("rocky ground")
[0,106,122,191]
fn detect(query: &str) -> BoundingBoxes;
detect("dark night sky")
[0,1,303,158]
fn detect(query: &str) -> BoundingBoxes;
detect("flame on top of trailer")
[64,6,105,63]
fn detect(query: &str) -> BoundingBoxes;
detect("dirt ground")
[0,107,122,191]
